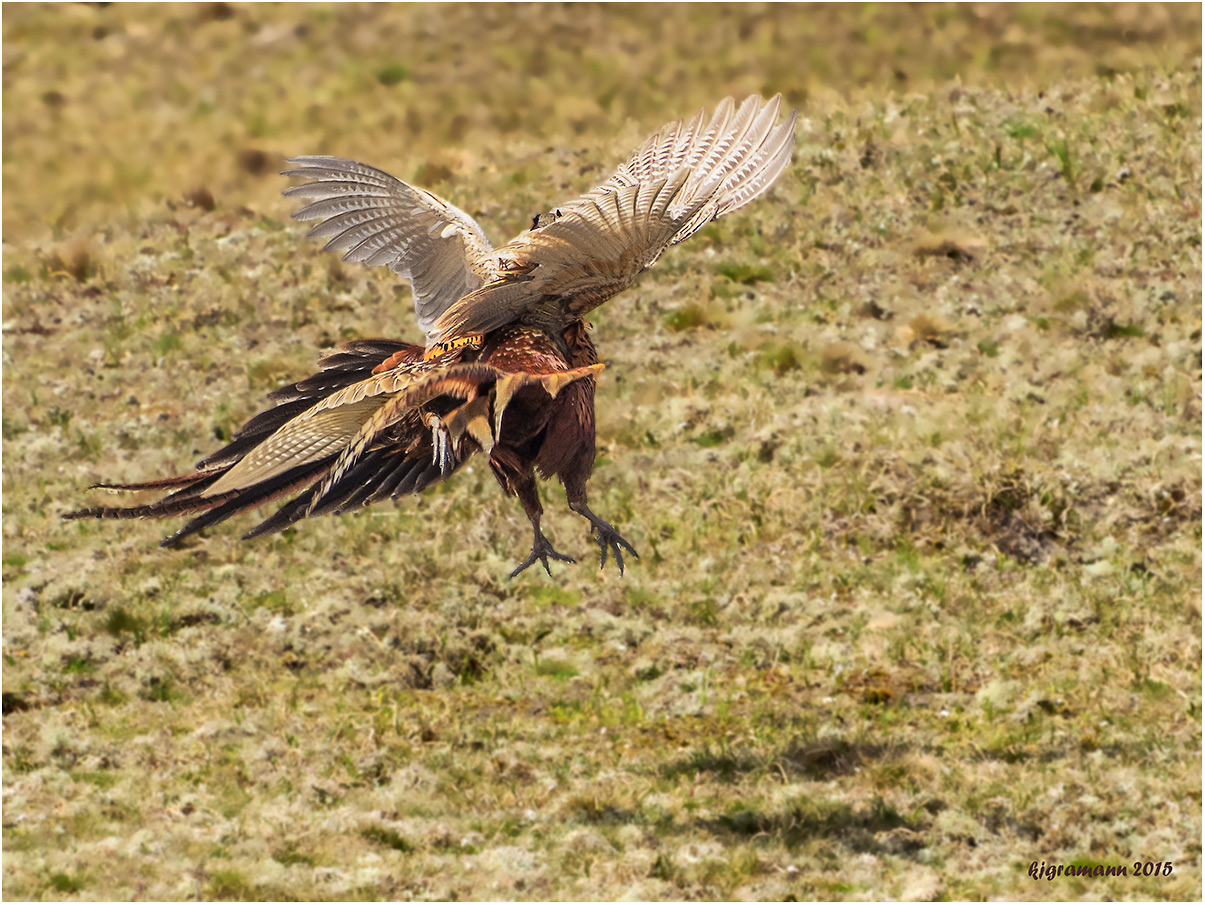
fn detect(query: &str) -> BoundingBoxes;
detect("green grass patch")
[717,262,773,285]
[664,303,710,332]
[361,825,414,853]
[533,657,579,680]
[2,4,1199,901]
[376,64,411,87]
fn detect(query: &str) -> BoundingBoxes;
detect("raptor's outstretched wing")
[428,94,797,343]
[585,93,798,246]
[283,157,495,336]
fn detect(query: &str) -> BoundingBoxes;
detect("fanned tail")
[63,328,604,546]
[62,339,426,542]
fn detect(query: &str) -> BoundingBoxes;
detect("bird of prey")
[64,95,797,576]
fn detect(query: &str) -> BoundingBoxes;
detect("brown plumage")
[63,95,797,576]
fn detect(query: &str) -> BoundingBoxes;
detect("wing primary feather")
[282,156,494,337]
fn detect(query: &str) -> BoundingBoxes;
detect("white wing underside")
[282,156,495,335]
[582,94,798,250]
[428,95,798,341]
[284,95,797,343]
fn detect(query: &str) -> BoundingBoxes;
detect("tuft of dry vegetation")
[3,4,1201,901]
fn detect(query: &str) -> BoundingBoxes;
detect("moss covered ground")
[3,3,1201,900]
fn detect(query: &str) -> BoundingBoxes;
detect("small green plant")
[104,608,147,644]
[717,262,773,285]
[204,870,254,900]
[533,656,579,680]
[664,303,710,332]
[154,332,182,356]
[361,825,413,852]
[1047,137,1078,187]
[48,873,86,894]
[377,64,411,87]
[754,342,804,376]
[694,426,733,448]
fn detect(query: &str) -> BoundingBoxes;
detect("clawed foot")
[589,521,639,576]
[570,503,638,576]
[511,529,576,578]
[425,414,457,476]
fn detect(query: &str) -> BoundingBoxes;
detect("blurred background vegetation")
[4,3,1201,239]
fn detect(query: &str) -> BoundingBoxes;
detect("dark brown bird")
[64,95,797,576]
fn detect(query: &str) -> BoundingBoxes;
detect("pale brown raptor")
[65,95,797,576]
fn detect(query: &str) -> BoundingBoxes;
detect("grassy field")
[3,3,1201,900]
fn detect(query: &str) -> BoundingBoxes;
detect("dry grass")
[3,3,1202,901]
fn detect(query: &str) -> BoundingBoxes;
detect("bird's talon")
[511,531,575,578]
[424,414,457,476]
[588,522,639,577]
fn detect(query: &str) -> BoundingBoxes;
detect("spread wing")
[428,94,797,343]
[283,157,495,336]
[585,93,798,246]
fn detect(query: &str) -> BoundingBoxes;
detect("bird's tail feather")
[62,339,419,541]
[63,333,603,545]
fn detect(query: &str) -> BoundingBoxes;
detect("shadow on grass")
[703,795,925,855]
[660,744,762,783]
[776,739,890,780]
[660,739,889,783]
